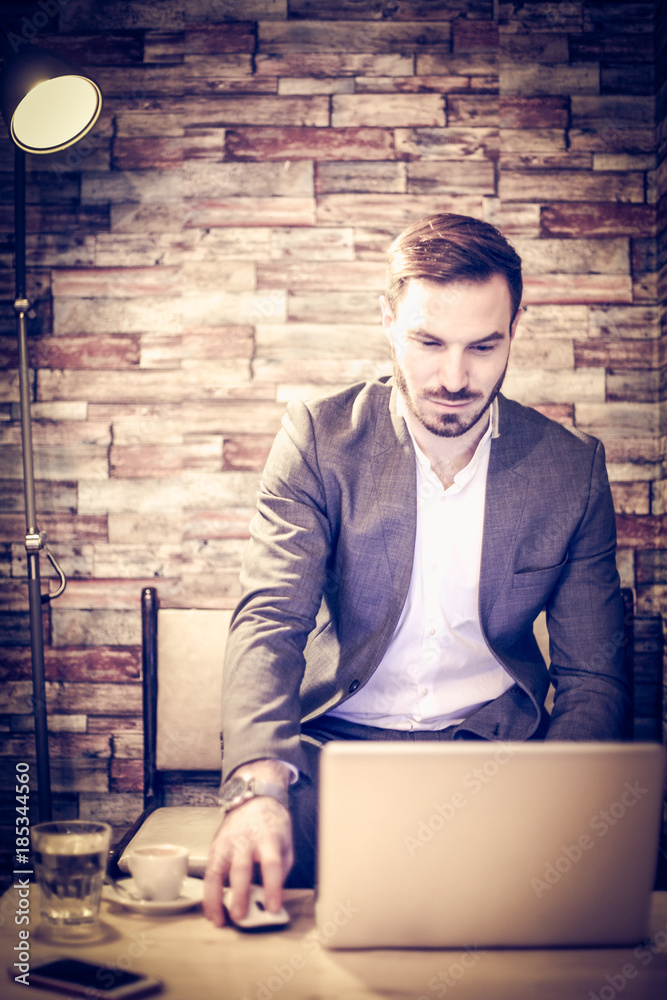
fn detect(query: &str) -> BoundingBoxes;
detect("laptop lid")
[316,741,666,949]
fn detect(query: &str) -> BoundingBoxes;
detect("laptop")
[316,741,666,949]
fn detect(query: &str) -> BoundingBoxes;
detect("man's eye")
[471,344,495,353]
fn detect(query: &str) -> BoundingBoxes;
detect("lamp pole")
[2,39,101,823]
[14,144,57,822]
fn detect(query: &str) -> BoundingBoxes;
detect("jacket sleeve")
[544,440,632,740]
[220,399,332,780]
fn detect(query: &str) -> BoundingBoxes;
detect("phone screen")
[27,958,162,998]
[33,958,142,990]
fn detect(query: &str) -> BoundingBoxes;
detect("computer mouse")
[223,884,290,932]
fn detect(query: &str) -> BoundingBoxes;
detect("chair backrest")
[141,587,230,807]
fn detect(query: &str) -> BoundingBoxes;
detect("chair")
[110,587,228,877]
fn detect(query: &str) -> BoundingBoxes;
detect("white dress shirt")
[328,398,514,730]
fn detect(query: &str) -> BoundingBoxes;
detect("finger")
[228,852,254,922]
[259,815,293,914]
[203,834,230,927]
[260,845,288,914]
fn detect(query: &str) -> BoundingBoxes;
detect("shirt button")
[429,628,436,635]
[421,688,428,696]
[348,679,359,693]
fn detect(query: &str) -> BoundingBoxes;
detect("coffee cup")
[127,844,188,901]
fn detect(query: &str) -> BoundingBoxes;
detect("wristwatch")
[218,774,289,818]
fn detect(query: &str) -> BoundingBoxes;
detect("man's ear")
[510,306,523,340]
[379,295,394,342]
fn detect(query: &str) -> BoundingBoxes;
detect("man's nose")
[438,350,468,393]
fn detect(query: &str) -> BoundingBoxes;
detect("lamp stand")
[14,145,66,822]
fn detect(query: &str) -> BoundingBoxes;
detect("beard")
[392,348,508,438]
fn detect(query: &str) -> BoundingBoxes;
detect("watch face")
[222,776,247,805]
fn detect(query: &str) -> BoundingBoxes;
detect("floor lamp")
[0,39,102,821]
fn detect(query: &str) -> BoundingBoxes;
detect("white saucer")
[103,876,204,915]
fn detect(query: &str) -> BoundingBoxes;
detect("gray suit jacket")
[221,379,631,780]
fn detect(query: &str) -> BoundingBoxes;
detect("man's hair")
[385,213,523,322]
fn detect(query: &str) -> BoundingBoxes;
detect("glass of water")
[32,821,111,937]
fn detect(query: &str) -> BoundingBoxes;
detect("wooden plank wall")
[0,1,665,870]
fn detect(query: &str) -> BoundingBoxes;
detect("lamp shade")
[0,42,101,153]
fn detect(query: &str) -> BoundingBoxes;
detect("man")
[203,214,630,927]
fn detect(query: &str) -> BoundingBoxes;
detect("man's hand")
[203,760,293,927]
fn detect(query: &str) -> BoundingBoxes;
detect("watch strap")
[218,776,289,816]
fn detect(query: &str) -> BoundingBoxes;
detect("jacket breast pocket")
[512,557,568,590]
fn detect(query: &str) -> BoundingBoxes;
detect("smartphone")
[19,957,163,999]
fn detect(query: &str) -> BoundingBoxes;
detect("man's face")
[381,275,520,439]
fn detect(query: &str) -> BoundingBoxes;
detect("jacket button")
[348,680,359,693]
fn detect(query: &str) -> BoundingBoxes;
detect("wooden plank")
[569,127,655,154]
[52,610,142,648]
[113,138,183,170]
[258,20,451,53]
[184,509,255,540]
[52,267,182,298]
[256,322,386,357]
[574,339,661,370]
[278,77,354,95]
[452,19,498,50]
[286,0,485,18]
[354,76,470,94]
[395,127,498,160]
[110,760,144,792]
[575,402,660,436]
[332,94,445,127]
[541,204,655,237]
[183,160,314,197]
[53,298,182,335]
[447,95,499,126]
[499,96,569,128]
[256,261,385,290]
[407,160,495,194]
[316,161,406,194]
[223,436,274,471]
[287,292,379,324]
[587,306,660,340]
[500,129,566,152]
[570,95,655,128]
[522,274,633,304]
[484,200,540,237]
[178,95,330,126]
[0,513,107,544]
[502,368,605,404]
[499,63,599,96]
[511,237,629,274]
[316,193,485,226]
[224,126,395,160]
[255,53,414,76]
[500,170,644,203]
[184,22,256,53]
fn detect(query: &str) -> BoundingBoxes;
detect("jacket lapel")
[369,382,417,610]
[480,394,530,628]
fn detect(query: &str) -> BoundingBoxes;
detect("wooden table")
[2,885,666,1000]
